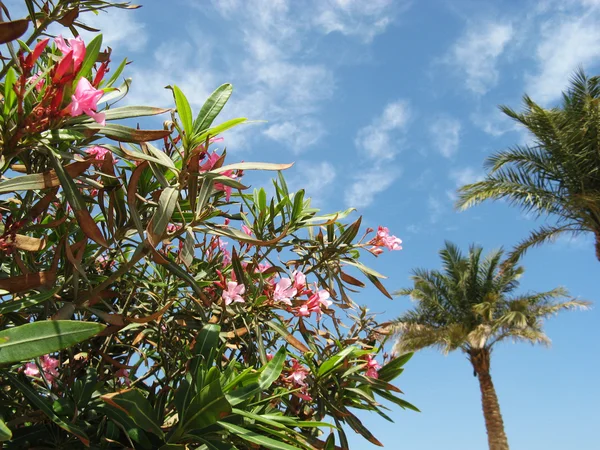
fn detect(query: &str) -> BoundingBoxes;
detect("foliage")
[0,1,413,448]
[392,241,589,354]
[457,70,600,262]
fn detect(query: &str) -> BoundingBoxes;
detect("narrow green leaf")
[218,422,299,450]
[194,118,247,145]
[74,34,102,84]
[213,162,293,174]
[101,389,165,438]
[172,85,193,137]
[7,374,90,445]
[0,321,105,364]
[74,123,172,143]
[182,374,232,431]
[103,105,170,121]
[377,353,413,382]
[193,83,233,133]
[374,388,420,412]
[104,57,128,88]
[0,418,12,442]
[192,324,220,366]
[317,346,357,377]
[3,67,16,115]
[151,187,179,239]
[0,286,60,314]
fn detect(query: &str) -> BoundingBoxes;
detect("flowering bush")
[0,2,414,449]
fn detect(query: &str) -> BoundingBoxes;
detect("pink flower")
[27,72,45,92]
[266,352,274,361]
[292,270,306,290]
[284,359,313,401]
[242,224,252,236]
[166,224,180,233]
[70,77,105,125]
[294,288,331,319]
[199,152,221,172]
[96,254,116,270]
[55,35,86,73]
[273,278,297,306]
[222,281,245,305]
[368,226,402,255]
[23,355,59,384]
[115,368,131,387]
[364,354,381,379]
[285,359,309,387]
[377,226,403,251]
[86,145,110,163]
[255,262,271,273]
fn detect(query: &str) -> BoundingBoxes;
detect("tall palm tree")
[457,70,600,262]
[391,242,589,450]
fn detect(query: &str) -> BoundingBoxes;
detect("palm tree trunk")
[468,348,509,450]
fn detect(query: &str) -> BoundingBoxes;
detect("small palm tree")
[391,242,589,450]
[457,70,600,262]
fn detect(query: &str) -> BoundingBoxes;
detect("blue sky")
[16,0,600,448]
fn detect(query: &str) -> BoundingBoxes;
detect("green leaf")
[191,324,221,368]
[7,374,90,446]
[172,85,193,138]
[227,347,286,406]
[101,389,165,438]
[373,388,420,412]
[0,287,59,314]
[317,346,357,377]
[75,34,102,84]
[218,422,300,450]
[377,353,413,382]
[0,321,105,364]
[151,187,179,240]
[0,418,12,442]
[194,118,247,146]
[212,162,293,174]
[3,67,16,115]
[104,57,128,88]
[74,123,172,143]
[193,83,233,133]
[180,230,195,268]
[181,371,232,431]
[103,105,170,121]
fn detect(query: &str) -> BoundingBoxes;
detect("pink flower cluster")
[54,36,105,126]
[364,354,381,379]
[367,226,403,256]
[284,359,312,401]
[23,355,59,384]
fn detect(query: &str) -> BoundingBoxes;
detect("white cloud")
[313,0,399,42]
[525,12,600,104]
[445,22,513,94]
[449,167,484,187]
[428,195,445,224]
[289,161,337,198]
[264,119,326,152]
[430,117,461,158]
[470,108,518,137]
[345,166,401,209]
[355,100,411,160]
[78,8,148,52]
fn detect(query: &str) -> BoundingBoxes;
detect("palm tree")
[457,70,600,262]
[391,242,589,450]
